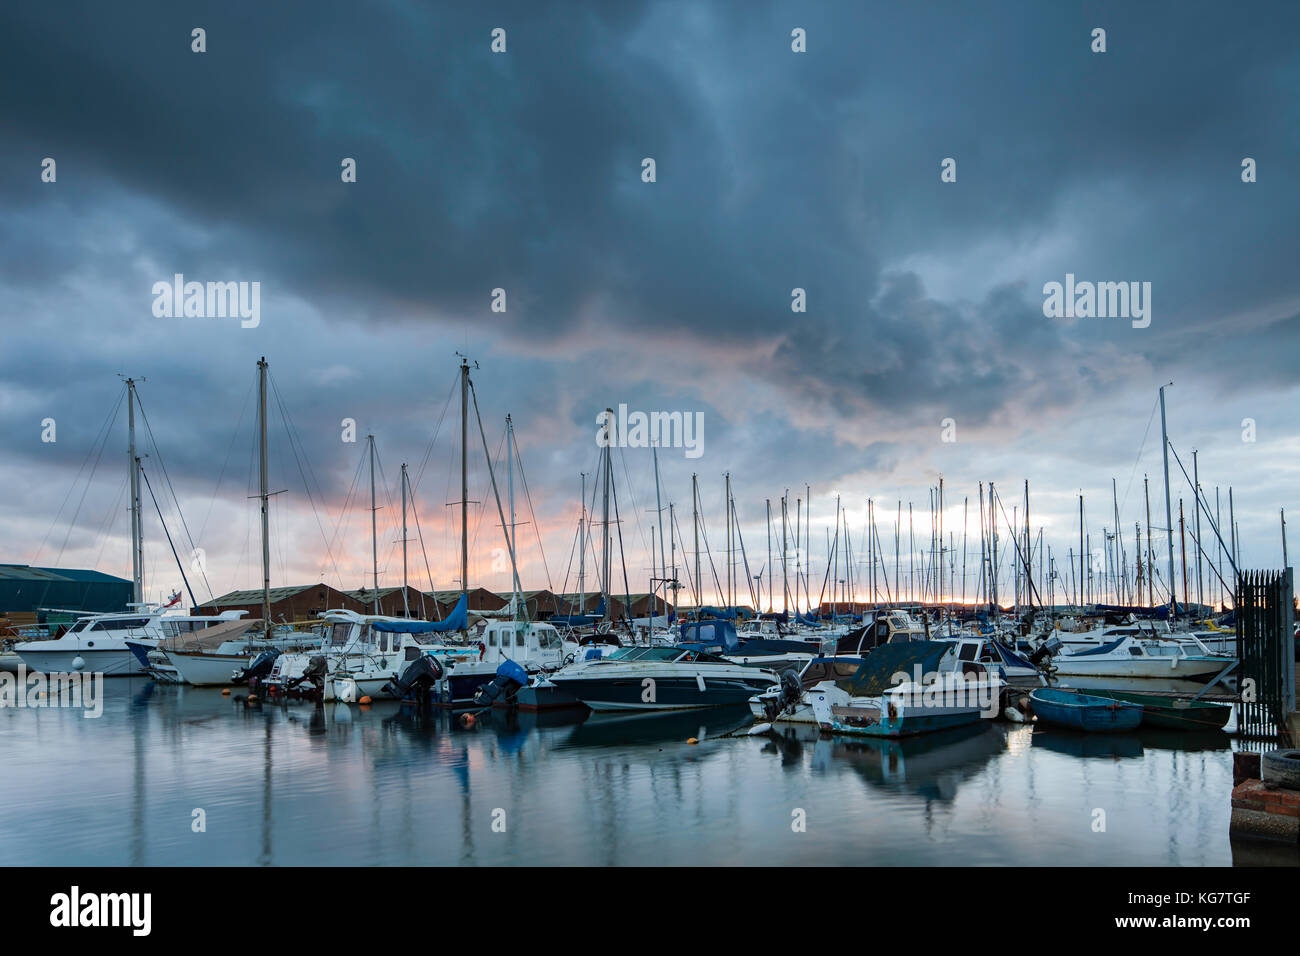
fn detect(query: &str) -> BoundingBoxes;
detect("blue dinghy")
[1029,688,1143,733]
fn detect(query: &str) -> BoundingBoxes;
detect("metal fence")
[1235,568,1296,739]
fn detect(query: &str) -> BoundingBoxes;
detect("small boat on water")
[1029,688,1143,732]
[808,641,1005,739]
[1078,688,1232,731]
[546,645,779,711]
[1046,633,1231,683]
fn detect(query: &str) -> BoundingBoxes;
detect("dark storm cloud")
[0,1,1297,592]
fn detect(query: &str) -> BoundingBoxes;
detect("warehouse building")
[0,564,133,617]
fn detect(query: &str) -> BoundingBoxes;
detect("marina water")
[0,680,1285,866]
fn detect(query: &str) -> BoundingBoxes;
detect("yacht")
[679,618,832,672]
[17,608,248,677]
[159,618,325,686]
[1046,632,1231,682]
[547,645,779,711]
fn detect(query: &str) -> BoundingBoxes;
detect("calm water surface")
[0,680,1285,866]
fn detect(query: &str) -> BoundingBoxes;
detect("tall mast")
[601,408,612,618]
[1078,493,1084,609]
[692,473,700,608]
[507,414,519,617]
[459,356,470,606]
[401,462,410,617]
[368,433,379,614]
[805,484,812,611]
[765,499,773,614]
[653,446,666,620]
[725,472,732,607]
[670,502,681,606]
[578,473,586,616]
[1158,384,1177,615]
[257,359,270,633]
[1193,450,1204,609]
[781,494,789,614]
[126,377,144,605]
[1144,477,1154,608]
[1179,498,1189,610]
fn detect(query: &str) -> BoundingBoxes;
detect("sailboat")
[18,377,197,676]
[161,359,320,685]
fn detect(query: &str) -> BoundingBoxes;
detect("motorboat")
[1045,633,1232,682]
[158,619,324,686]
[546,645,780,711]
[678,618,831,672]
[261,605,477,702]
[807,641,1006,738]
[16,608,249,677]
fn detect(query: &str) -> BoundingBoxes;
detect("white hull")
[15,646,147,677]
[163,651,253,686]
[1051,657,1227,680]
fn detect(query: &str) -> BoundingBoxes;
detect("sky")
[1,0,1297,611]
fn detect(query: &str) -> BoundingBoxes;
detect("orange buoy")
[358,696,372,705]
[687,737,699,745]
[221,688,231,696]
[462,713,477,728]
[247,694,259,703]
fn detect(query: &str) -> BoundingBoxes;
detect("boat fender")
[1004,706,1026,724]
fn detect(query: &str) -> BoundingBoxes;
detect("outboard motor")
[763,669,804,722]
[381,654,445,701]
[1028,635,1062,668]
[236,648,279,687]
[472,659,529,709]
[286,655,328,697]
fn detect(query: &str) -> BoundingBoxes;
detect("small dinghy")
[1080,689,1231,731]
[1029,688,1143,733]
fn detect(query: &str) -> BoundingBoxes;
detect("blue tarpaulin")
[371,594,468,633]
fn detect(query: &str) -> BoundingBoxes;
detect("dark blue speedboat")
[1029,688,1143,732]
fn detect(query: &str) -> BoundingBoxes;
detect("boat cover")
[838,641,951,697]
[1067,635,1127,656]
[371,594,468,633]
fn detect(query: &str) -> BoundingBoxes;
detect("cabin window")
[802,663,827,683]
[957,644,978,661]
[93,618,149,631]
[328,623,352,645]
[1128,646,1143,656]
[515,631,526,648]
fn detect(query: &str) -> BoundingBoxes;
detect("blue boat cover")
[1067,635,1126,656]
[371,594,468,633]
[989,640,1037,670]
[549,597,606,626]
[495,658,528,685]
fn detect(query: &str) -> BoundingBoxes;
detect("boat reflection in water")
[762,720,1005,801]
[558,704,754,750]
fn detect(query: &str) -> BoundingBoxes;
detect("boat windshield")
[800,658,862,687]
[91,618,151,631]
[326,623,354,646]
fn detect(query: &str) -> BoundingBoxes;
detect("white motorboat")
[160,619,324,686]
[15,606,245,677]
[262,607,478,702]
[804,641,1006,738]
[1047,633,1232,682]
